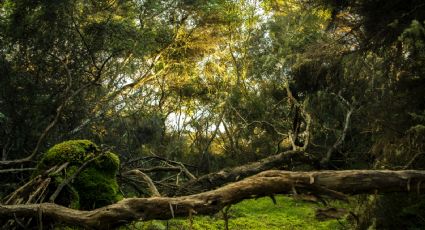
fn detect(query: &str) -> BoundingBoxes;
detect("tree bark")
[2,170,425,229]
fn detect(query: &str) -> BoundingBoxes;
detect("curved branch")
[0,59,72,167]
[123,170,161,197]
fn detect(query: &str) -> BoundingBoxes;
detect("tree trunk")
[1,170,425,229]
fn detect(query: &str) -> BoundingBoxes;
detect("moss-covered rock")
[41,140,99,165]
[38,140,122,210]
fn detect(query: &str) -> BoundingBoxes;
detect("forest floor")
[130,196,348,230]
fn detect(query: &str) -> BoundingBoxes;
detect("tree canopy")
[1,0,425,229]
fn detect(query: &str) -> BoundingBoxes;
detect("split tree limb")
[1,170,425,229]
[171,150,313,196]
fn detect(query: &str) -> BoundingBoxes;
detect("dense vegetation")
[1,0,425,229]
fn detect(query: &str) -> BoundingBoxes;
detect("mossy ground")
[128,196,348,230]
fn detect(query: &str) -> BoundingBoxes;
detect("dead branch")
[1,170,425,229]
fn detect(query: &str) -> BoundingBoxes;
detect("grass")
[128,196,348,230]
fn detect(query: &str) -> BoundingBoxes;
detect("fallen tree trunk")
[2,170,425,229]
[171,150,314,196]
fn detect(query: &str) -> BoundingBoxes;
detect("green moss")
[72,167,121,209]
[96,151,120,174]
[39,140,122,210]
